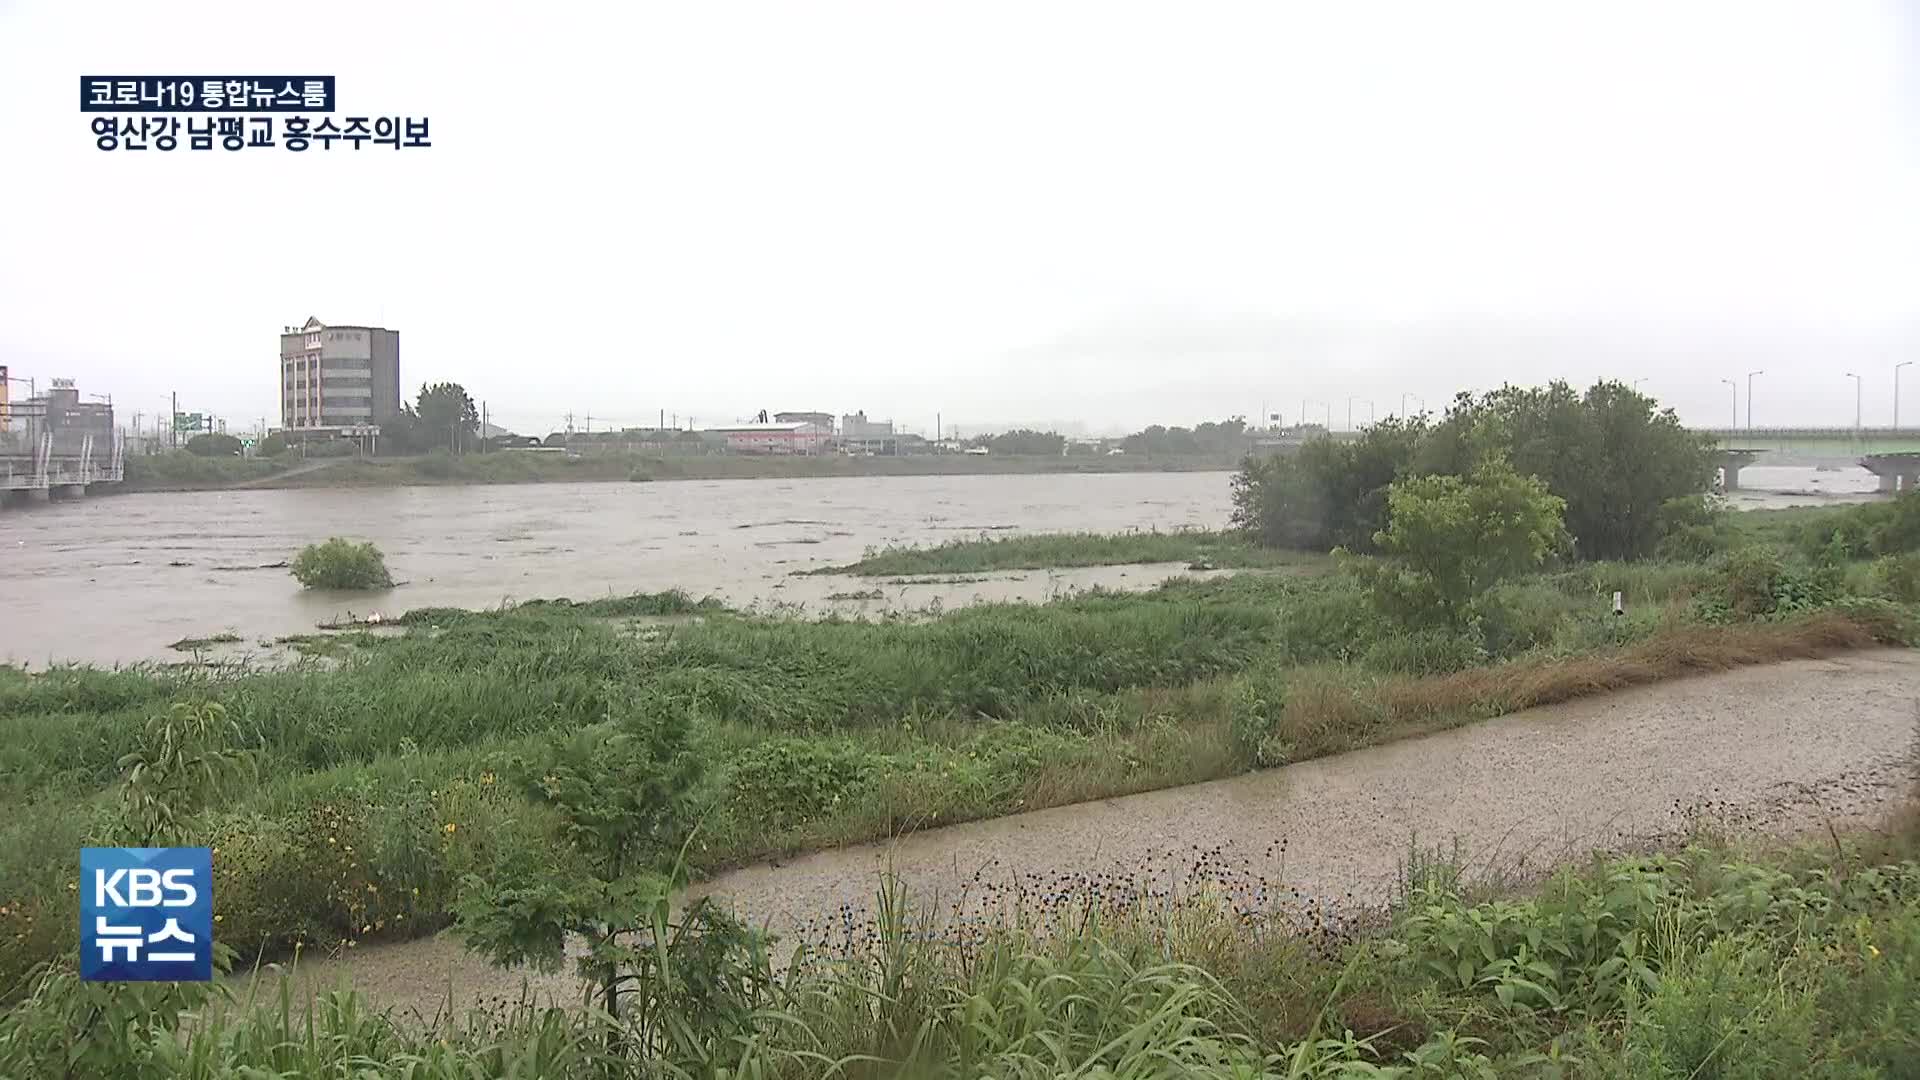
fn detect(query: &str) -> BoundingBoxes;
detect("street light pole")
[1745,370,1763,431]
[1844,372,1863,433]
[1719,378,1736,432]
[1898,361,1913,429]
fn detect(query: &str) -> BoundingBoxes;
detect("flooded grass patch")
[811,528,1327,576]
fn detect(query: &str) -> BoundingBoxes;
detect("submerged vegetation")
[813,528,1321,576]
[289,538,394,590]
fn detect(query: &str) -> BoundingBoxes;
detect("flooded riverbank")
[0,466,1886,666]
[260,649,1920,1019]
[0,472,1236,665]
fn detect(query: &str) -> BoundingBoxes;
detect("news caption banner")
[80,847,214,982]
[80,76,429,152]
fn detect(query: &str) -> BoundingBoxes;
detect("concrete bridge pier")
[1714,450,1761,492]
[1862,453,1920,494]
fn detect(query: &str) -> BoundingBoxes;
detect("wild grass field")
[14,409,1920,1075]
[3,503,1915,1003]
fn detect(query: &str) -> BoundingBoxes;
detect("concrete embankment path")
[276,649,1920,1020]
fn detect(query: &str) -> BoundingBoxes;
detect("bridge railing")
[1696,427,1920,440]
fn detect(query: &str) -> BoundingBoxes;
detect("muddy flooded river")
[0,465,1883,666]
[0,472,1236,665]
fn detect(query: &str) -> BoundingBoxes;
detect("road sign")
[172,413,203,433]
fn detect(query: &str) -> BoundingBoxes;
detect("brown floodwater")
[0,471,1238,666]
[0,466,1884,666]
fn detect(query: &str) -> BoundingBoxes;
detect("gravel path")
[266,649,1920,1019]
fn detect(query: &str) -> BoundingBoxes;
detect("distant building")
[704,421,831,455]
[841,410,893,439]
[774,411,835,432]
[840,410,897,455]
[279,316,401,434]
[35,379,115,450]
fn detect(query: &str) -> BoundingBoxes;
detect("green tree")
[1351,455,1568,627]
[1231,416,1428,551]
[1420,380,1714,560]
[415,382,479,453]
[986,428,1067,455]
[184,432,242,457]
[454,697,766,1058]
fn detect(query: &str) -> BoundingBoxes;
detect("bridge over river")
[0,430,124,505]
[1699,427,1920,492]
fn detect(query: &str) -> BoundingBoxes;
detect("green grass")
[0,557,1911,1000]
[4,822,1918,1077]
[168,632,242,651]
[121,450,284,490]
[812,529,1326,576]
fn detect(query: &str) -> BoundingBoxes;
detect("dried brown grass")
[1275,610,1899,763]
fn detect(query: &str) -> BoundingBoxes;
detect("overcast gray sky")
[2,1,1916,437]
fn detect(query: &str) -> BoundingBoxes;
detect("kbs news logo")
[79,847,213,981]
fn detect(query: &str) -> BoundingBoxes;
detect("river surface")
[0,465,1884,667]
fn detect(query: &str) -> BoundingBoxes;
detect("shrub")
[290,538,393,590]
[1718,546,1789,618]
[724,739,876,834]
[1226,662,1289,767]
[1873,553,1920,602]
[1655,495,1734,560]
[1473,582,1571,658]
[1870,489,1920,554]
[185,432,242,457]
[1353,454,1569,628]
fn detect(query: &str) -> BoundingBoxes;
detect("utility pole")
[1745,370,1763,431]
[936,411,942,441]
[1719,379,1736,432]
[1299,399,1307,426]
[1897,361,1913,429]
[171,391,177,449]
[1844,372,1863,433]
[482,401,488,452]
[659,408,665,431]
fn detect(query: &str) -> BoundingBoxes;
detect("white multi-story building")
[278,316,401,433]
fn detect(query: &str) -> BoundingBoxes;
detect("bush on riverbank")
[290,538,393,590]
[1232,379,1717,561]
